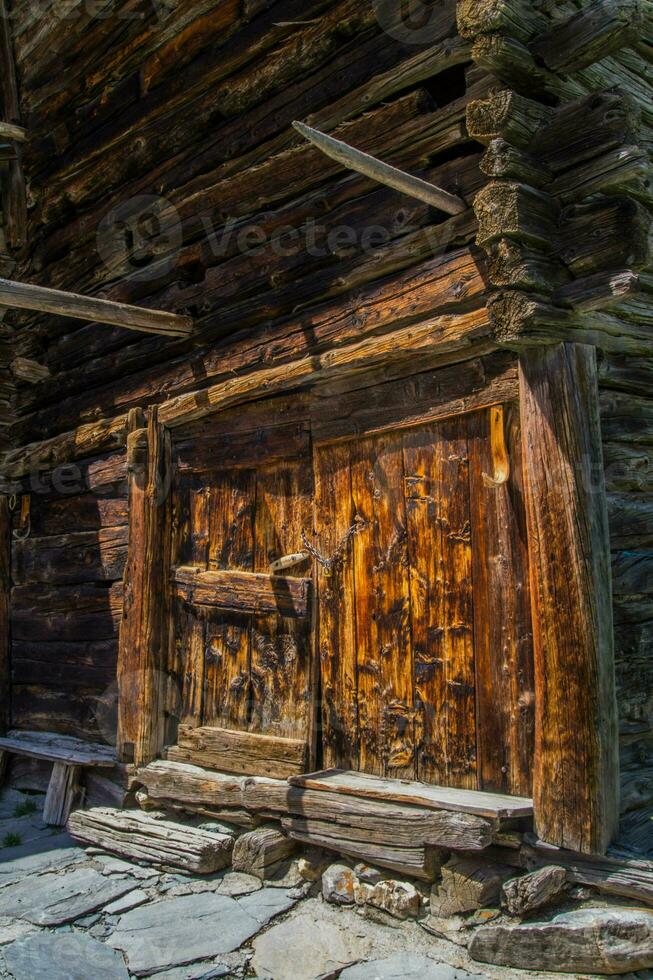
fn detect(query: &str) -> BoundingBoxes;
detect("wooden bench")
[0,730,116,825]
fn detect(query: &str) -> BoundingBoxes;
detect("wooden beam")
[0,122,24,142]
[293,121,466,215]
[117,407,171,767]
[0,278,193,336]
[167,724,308,779]
[173,566,311,618]
[10,357,50,383]
[519,343,619,854]
[531,0,643,72]
[0,730,115,766]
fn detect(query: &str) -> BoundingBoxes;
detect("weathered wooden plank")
[117,408,171,767]
[0,278,192,336]
[250,461,315,746]
[204,469,255,730]
[468,407,534,796]
[13,527,128,586]
[351,434,414,779]
[10,581,123,643]
[558,196,653,278]
[288,769,533,819]
[313,443,358,770]
[232,825,295,878]
[404,418,476,788]
[136,759,289,813]
[42,762,81,826]
[0,730,115,766]
[0,496,9,735]
[519,344,619,854]
[68,807,233,873]
[173,421,311,473]
[173,566,311,618]
[169,723,307,779]
[531,0,643,72]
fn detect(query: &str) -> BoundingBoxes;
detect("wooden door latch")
[482,405,511,488]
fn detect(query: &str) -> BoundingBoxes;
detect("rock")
[430,856,512,917]
[109,889,297,975]
[197,821,241,838]
[297,848,330,882]
[0,839,81,888]
[322,863,359,906]
[502,865,567,916]
[0,915,38,946]
[0,866,137,925]
[367,880,421,920]
[218,872,263,897]
[232,826,295,880]
[4,931,130,980]
[251,910,370,980]
[354,864,389,885]
[104,888,150,914]
[469,907,653,974]
[94,855,160,880]
[264,858,304,889]
[420,915,469,948]
[339,953,485,979]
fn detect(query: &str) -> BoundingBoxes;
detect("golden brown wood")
[117,407,172,767]
[519,344,619,854]
[168,723,307,779]
[173,566,311,618]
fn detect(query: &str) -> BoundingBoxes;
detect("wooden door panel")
[404,417,476,789]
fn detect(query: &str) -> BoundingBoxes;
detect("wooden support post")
[117,407,172,767]
[519,343,619,855]
[43,762,81,826]
[0,495,9,740]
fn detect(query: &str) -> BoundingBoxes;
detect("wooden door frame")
[116,346,619,854]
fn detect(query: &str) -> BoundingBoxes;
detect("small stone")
[502,865,567,916]
[322,863,359,906]
[367,879,421,920]
[218,872,263,897]
[420,914,470,948]
[4,931,129,980]
[469,907,653,974]
[354,864,389,885]
[197,821,241,838]
[296,848,330,882]
[251,909,370,980]
[264,857,304,889]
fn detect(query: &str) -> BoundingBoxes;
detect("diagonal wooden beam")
[0,278,192,337]
[293,121,466,215]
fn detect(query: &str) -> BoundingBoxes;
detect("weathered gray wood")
[288,769,533,819]
[43,762,81,826]
[519,344,620,855]
[173,566,311,618]
[136,759,290,813]
[10,357,50,382]
[168,724,308,779]
[282,815,440,881]
[232,825,295,878]
[0,730,115,766]
[531,0,644,72]
[502,865,568,916]
[466,90,554,149]
[293,122,466,215]
[67,807,234,873]
[431,855,512,916]
[0,278,192,336]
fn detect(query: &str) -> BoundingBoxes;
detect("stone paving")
[0,788,650,980]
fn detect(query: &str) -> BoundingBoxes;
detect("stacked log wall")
[461,0,653,850]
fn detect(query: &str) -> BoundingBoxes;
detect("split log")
[532,90,641,174]
[168,725,308,779]
[67,807,234,873]
[519,344,619,854]
[471,34,548,95]
[0,279,193,337]
[43,762,81,826]
[10,357,50,383]
[474,182,559,250]
[282,815,440,881]
[457,0,548,43]
[430,855,512,915]
[551,145,653,206]
[136,759,290,813]
[232,825,296,878]
[466,90,554,149]
[282,787,496,850]
[486,239,568,294]
[502,865,568,916]
[531,0,644,72]
[173,566,311,618]
[557,196,653,277]
[480,140,552,188]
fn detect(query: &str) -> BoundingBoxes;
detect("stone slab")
[251,911,371,980]
[0,838,81,888]
[3,931,130,980]
[340,955,485,979]
[0,866,137,925]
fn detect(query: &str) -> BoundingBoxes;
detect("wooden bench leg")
[43,763,81,826]
[0,750,7,786]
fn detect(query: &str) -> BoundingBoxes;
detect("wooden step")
[0,730,116,767]
[288,769,534,820]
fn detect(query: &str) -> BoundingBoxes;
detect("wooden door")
[314,405,534,797]
[166,425,317,779]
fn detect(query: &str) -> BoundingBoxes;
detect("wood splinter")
[293,121,466,215]
[482,405,510,488]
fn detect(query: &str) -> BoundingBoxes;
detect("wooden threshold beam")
[0,278,193,337]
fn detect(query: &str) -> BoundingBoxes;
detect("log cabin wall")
[0,0,649,854]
